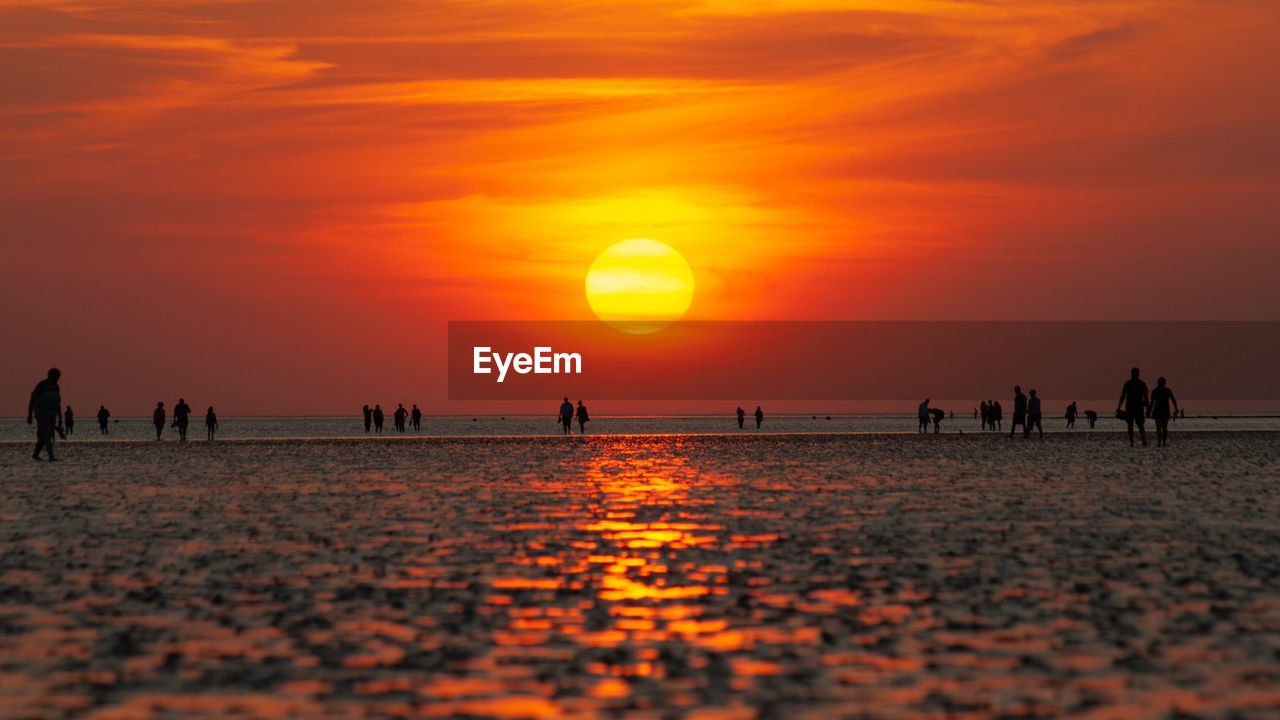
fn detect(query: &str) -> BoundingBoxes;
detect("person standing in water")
[559,397,574,434]
[97,405,110,434]
[992,401,1003,431]
[153,402,166,441]
[27,368,64,461]
[411,404,422,431]
[373,404,384,432]
[1065,401,1078,429]
[363,404,372,433]
[63,406,74,435]
[205,407,218,441]
[173,398,192,441]
[576,401,590,435]
[1025,389,1043,438]
[1085,409,1098,428]
[394,403,407,432]
[1150,376,1178,447]
[1117,367,1149,447]
[1009,387,1027,439]
[918,399,931,433]
[736,407,745,430]
[754,406,764,429]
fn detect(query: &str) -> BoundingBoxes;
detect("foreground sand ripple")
[2,433,1279,719]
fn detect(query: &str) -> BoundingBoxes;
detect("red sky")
[3,0,1278,415]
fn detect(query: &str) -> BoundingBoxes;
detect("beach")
[2,431,1278,718]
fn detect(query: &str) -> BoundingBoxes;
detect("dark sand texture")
[2,433,1279,718]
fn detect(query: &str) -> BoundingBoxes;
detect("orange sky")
[3,0,1278,414]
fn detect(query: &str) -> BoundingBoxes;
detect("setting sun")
[585,239,695,332]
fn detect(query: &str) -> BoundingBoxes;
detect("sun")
[585,239,694,333]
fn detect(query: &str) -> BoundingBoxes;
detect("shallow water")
[2,433,1279,718]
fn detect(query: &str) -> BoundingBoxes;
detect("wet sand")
[2,432,1278,719]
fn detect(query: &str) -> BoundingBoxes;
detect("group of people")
[559,398,590,434]
[736,406,765,429]
[26,368,219,460]
[361,403,423,432]
[917,400,946,433]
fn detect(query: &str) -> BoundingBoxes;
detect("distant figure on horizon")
[363,404,372,433]
[64,406,74,435]
[1150,377,1178,447]
[411,404,422,431]
[394,403,407,432]
[153,401,165,441]
[918,399,931,433]
[973,406,979,420]
[992,400,1003,431]
[736,407,745,429]
[754,406,764,429]
[1009,386,1027,438]
[1026,389,1043,438]
[97,405,110,434]
[559,397,574,434]
[1117,367,1149,447]
[576,401,590,434]
[930,407,944,434]
[27,368,64,461]
[205,406,218,441]
[173,398,192,441]
[1085,409,1098,428]
[373,404,384,432]
[1066,401,1078,429]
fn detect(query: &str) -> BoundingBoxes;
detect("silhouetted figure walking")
[153,402,166,441]
[373,404,384,432]
[1085,409,1098,428]
[1025,389,1043,438]
[1150,376,1178,447]
[559,397,574,434]
[1066,401,1077,429]
[576,401,590,435]
[992,400,1003,431]
[28,368,64,461]
[1117,367,1149,447]
[918,399,931,433]
[411,404,422,431]
[64,406,74,435]
[929,407,944,434]
[206,407,218,441]
[736,407,745,429]
[1009,387,1027,438]
[363,404,372,433]
[173,398,192,441]
[97,405,110,434]
[394,403,407,432]
[979,401,989,430]
[754,406,764,429]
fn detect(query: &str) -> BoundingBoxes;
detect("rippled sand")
[2,433,1278,719]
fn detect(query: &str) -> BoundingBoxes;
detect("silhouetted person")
[992,400,1003,431]
[373,404,384,432]
[173,398,192,441]
[576,401,590,434]
[1117,367,1149,447]
[97,405,110,434]
[394,403,407,432]
[64,406,74,435]
[979,401,989,430]
[559,397,574,434]
[1066,401,1078,429]
[205,406,218,441]
[28,368,64,461]
[363,404,372,433]
[736,407,745,429]
[1009,386,1027,438]
[973,406,979,420]
[1150,376,1178,447]
[153,402,166,441]
[918,399,931,433]
[1085,409,1098,428]
[754,406,764,429]
[930,407,944,434]
[1025,389,1043,438]
[411,404,422,431]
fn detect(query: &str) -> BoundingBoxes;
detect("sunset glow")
[585,239,696,331]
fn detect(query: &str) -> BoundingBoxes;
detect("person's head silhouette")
[157,401,164,408]
[1014,385,1021,394]
[47,368,61,381]
[1131,367,1140,379]
[1030,389,1037,397]
[1157,376,1166,387]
